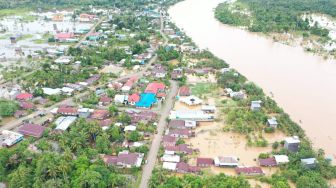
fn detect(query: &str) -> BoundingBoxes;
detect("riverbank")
[168,0,336,162]
[215,1,336,60]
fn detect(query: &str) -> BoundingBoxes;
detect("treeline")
[215,0,335,36]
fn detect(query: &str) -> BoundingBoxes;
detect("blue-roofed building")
[136,93,157,108]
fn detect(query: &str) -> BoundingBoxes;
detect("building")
[162,135,177,147]
[0,130,24,147]
[251,100,262,111]
[144,82,165,94]
[128,93,140,105]
[171,68,183,80]
[176,162,200,174]
[121,76,138,93]
[301,158,317,168]
[201,105,216,113]
[55,56,72,64]
[57,107,78,116]
[235,167,264,176]
[178,86,191,97]
[267,117,278,128]
[214,156,239,167]
[16,93,33,101]
[52,13,64,22]
[274,155,289,165]
[55,33,74,42]
[165,144,193,154]
[114,95,128,104]
[19,101,35,110]
[259,157,277,167]
[102,151,144,168]
[284,136,300,152]
[99,95,112,106]
[179,95,202,106]
[162,162,177,171]
[79,13,96,22]
[18,124,46,138]
[152,64,167,78]
[126,109,157,124]
[136,93,157,108]
[197,158,214,167]
[42,88,61,95]
[55,116,77,131]
[168,129,194,138]
[169,110,214,121]
[124,125,136,132]
[91,110,110,120]
[161,154,180,163]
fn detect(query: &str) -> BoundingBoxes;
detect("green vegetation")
[0,100,18,117]
[150,168,250,188]
[215,0,335,37]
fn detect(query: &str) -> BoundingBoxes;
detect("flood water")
[169,0,336,159]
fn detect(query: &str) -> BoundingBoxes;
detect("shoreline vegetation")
[215,0,336,60]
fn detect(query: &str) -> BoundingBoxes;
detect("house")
[165,144,193,154]
[85,74,100,85]
[152,64,167,78]
[128,93,140,105]
[201,105,216,113]
[124,125,136,132]
[274,155,289,165]
[214,156,239,167]
[121,76,138,93]
[99,95,112,106]
[126,110,157,123]
[55,116,77,131]
[18,124,46,138]
[99,119,112,129]
[169,110,214,121]
[161,154,180,163]
[0,130,24,147]
[57,107,78,116]
[19,101,35,110]
[61,87,75,95]
[230,91,245,100]
[52,13,64,22]
[259,157,277,167]
[136,93,157,108]
[55,33,74,42]
[114,95,128,104]
[251,100,262,111]
[176,162,200,174]
[16,93,33,101]
[162,135,177,147]
[78,108,92,118]
[235,167,264,176]
[168,129,194,138]
[301,158,317,168]
[79,13,96,22]
[162,162,177,171]
[197,158,214,167]
[179,96,202,106]
[145,82,165,94]
[91,110,109,120]
[171,68,183,80]
[267,117,278,128]
[55,56,72,64]
[102,151,144,168]
[42,88,61,95]
[168,120,185,129]
[178,86,191,96]
[14,110,27,118]
[284,136,300,152]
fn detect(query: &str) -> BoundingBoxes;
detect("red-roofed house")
[178,86,191,96]
[99,95,112,106]
[176,162,200,174]
[168,129,194,138]
[165,144,193,154]
[55,33,74,42]
[57,107,78,116]
[91,110,109,120]
[162,135,177,147]
[16,93,33,101]
[79,13,96,22]
[145,82,165,94]
[102,151,144,168]
[19,101,35,110]
[235,167,264,176]
[197,158,214,167]
[18,124,46,138]
[259,157,277,167]
[128,93,140,105]
[122,76,138,92]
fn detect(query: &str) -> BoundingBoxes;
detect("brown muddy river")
[169,0,336,160]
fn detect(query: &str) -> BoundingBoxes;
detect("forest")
[215,0,335,35]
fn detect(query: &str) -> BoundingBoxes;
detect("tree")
[8,165,33,188]
[117,112,131,124]
[74,169,105,188]
[107,126,123,142]
[108,105,119,117]
[96,133,110,153]
[0,100,18,117]
[127,131,141,142]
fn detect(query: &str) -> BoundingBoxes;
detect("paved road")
[139,80,178,188]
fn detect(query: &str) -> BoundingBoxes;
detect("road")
[139,80,178,188]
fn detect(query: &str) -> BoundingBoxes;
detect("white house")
[162,162,177,171]
[114,95,128,104]
[267,117,278,128]
[274,155,289,165]
[161,154,181,163]
[214,156,239,167]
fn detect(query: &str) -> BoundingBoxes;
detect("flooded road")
[169,0,336,159]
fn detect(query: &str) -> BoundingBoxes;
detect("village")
[0,1,334,188]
